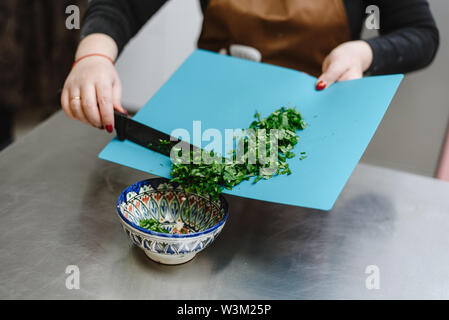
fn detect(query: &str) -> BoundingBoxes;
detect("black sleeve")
[364,0,439,75]
[80,0,169,55]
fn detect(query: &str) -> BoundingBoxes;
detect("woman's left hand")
[316,40,373,90]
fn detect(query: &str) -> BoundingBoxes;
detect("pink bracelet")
[72,53,114,69]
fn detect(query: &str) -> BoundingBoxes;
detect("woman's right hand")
[61,34,126,132]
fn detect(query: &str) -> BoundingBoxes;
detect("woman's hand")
[316,40,373,90]
[61,34,126,132]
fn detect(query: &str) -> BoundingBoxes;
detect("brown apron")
[197,0,351,77]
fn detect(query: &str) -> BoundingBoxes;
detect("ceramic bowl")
[116,178,228,265]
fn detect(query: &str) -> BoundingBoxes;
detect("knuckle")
[96,73,110,83]
[77,75,87,83]
[81,100,95,110]
[328,68,343,79]
[64,81,74,91]
[99,95,111,106]
[80,73,93,83]
[93,74,104,83]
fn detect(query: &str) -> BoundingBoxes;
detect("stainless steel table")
[1,111,449,299]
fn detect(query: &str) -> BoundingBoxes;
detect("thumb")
[316,57,347,91]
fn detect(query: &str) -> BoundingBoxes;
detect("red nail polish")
[316,80,326,91]
[106,125,113,133]
[123,109,128,115]
[99,126,104,130]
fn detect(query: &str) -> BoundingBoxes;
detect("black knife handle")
[114,110,128,141]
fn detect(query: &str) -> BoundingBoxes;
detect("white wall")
[361,0,449,177]
[116,0,202,110]
[116,0,449,177]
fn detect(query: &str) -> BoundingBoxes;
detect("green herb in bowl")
[139,219,169,234]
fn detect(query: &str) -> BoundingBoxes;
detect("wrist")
[72,53,115,69]
[75,33,118,61]
[357,40,373,72]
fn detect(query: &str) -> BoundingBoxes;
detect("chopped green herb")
[165,107,306,200]
[139,219,169,233]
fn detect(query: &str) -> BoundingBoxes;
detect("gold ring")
[71,96,81,101]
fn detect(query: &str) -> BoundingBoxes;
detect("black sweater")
[80,0,439,75]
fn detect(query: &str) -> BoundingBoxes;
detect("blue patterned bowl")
[116,178,228,265]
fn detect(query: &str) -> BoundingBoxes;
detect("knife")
[56,88,198,159]
[114,110,198,157]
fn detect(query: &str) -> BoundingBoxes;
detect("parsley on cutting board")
[169,107,306,200]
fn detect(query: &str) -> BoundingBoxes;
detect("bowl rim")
[116,178,229,238]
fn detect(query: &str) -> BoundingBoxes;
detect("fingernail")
[316,80,326,91]
[99,125,104,130]
[106,125,113,133]
[123,109,128,115]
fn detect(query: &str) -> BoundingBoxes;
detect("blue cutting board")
[99,49,403,210]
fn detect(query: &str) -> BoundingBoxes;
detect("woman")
[61,0,439,133]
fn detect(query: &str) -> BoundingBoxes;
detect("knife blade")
[114,110,198,158]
